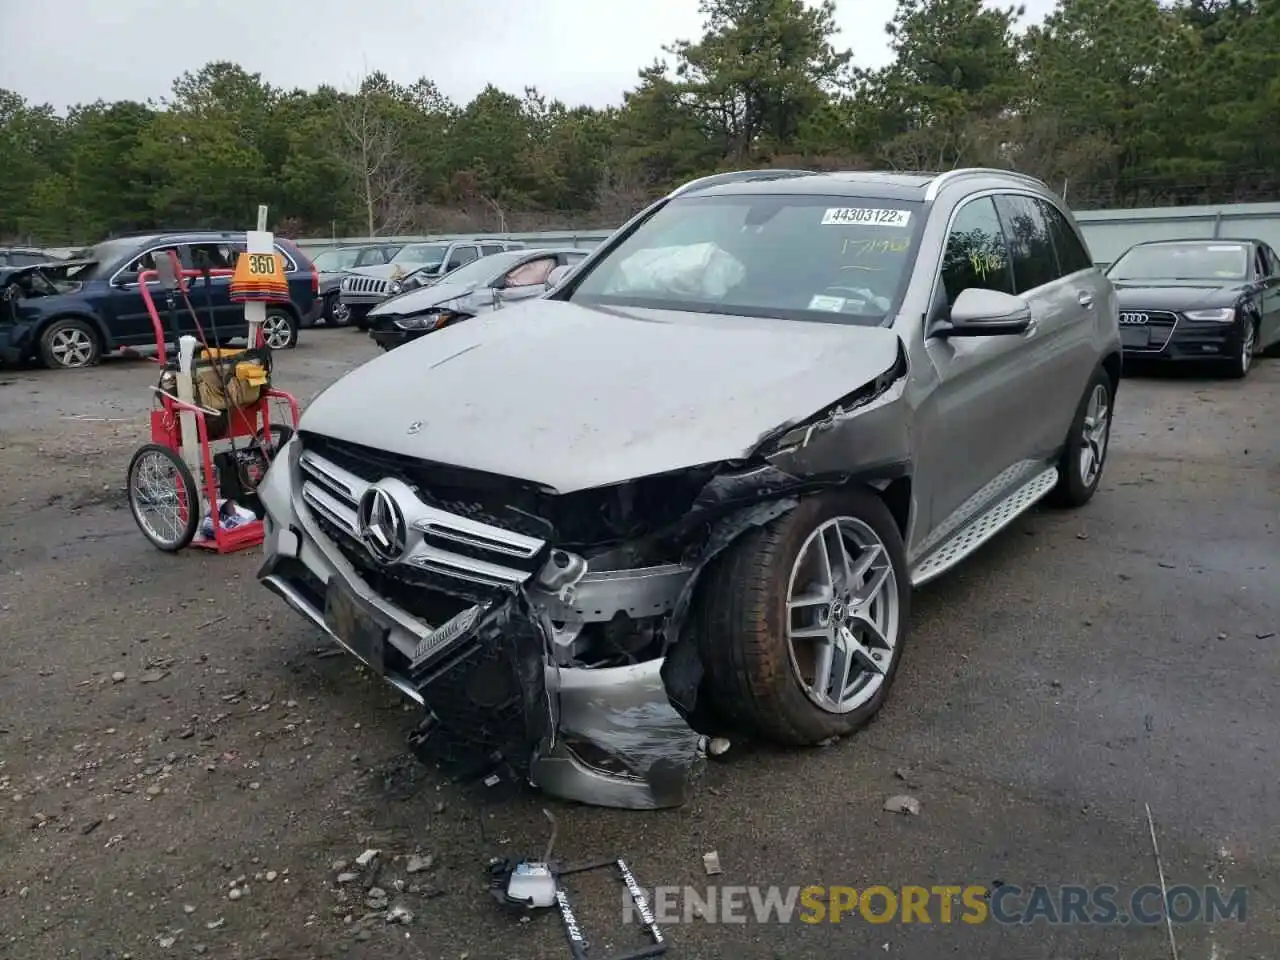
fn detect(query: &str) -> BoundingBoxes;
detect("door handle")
[1077,291,1094,308]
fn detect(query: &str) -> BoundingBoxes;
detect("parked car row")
[338,238,528,329]
[0,231,320,369]
[364,246,588,350]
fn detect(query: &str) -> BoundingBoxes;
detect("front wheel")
[1047,368,1112,508]
[262,309,298,350]
[40,318,101,369]
[1225,321,1256,379]
[325,294,350,327]
[693,489,910,746]
[128,443,200,552]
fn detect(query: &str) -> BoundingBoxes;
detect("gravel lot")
[2,330,1277,959]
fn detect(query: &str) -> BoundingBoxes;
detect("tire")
[1224,321,1256,379]
[39,317,101,369]
[1047,367,1113,508]
[257,424,294,457]
[692,488,910,746]
[325,293,350,327]
[262,309,298,350]
[127,443,200,552]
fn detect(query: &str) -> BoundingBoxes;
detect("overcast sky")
[0,0,1053,113]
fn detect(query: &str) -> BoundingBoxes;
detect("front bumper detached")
[255,439,705,810]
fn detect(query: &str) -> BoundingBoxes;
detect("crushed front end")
[256,431,716,809]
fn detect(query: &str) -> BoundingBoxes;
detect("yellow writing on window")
[843,237,910,256]
[969,250,1004,279]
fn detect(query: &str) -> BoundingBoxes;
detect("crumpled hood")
[368,282,474,317]
[1113,281,1246,311]
[301,299,902,493]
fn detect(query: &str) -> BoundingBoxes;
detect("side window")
[10,252,48,266]
[940,197,1014,305]
[481,244,504,257]
[446,245,479,271]
[994,195,1060,292]
[1252,246,1267,280]
[120,247,175,280]
[1263,245,1280,277]
[1038,200,1093,274]
[187,242,237,269]
[504,257,557,287]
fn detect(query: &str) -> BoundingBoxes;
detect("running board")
[909,466,1059,588]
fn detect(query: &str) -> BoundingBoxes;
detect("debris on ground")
[703,851,722,875]
[883,795,921,816]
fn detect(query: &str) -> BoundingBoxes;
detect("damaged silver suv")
[257,167,1121,810]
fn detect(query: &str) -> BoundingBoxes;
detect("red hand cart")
[124,248,300,554]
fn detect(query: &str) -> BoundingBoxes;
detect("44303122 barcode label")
[821,207,912,227]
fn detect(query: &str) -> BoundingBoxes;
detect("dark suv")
[0,231,320,369]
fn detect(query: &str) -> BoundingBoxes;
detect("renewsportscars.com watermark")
[621,884,1249,926]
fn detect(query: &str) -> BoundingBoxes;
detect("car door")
[106,244,182,345]
[182,242,243,338]
[994,194,1096,458]
[1255,243,1280,349]
[920,194,1048,534]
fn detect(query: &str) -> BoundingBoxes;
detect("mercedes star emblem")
[357,485,407,563]
[407,421,423,435]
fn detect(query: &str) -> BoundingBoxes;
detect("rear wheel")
[128,443,200,552]
[40,318,100,369]
[693,489,910,745]
[262,309,298,349]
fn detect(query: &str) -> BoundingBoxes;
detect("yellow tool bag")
[192,346,273,411]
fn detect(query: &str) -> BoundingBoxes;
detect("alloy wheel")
[1242,324,1255,374]
[784,516,901,714]
[1079,383,1110,487]
[263,314,292,348]
[50,328,95,368]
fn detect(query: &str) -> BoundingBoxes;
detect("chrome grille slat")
[297,448,545,592]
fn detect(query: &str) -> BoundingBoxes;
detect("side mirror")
[545,264,573,290]
[934,288,1031,338]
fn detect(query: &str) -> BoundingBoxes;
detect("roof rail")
[924,167,1047,202]
[669,168,816,198]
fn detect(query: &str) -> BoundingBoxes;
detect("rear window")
[569,194,924,324]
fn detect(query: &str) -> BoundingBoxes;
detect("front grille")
[301,433,554,540]
[1120,309,1177,351]
[297,438,547,608]
[343,275,389,296]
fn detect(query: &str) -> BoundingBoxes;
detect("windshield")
[1107,243,1249,281]
[568,194,923,324]
[66,237,143,280]
[313,249,360,272]
[392,243,449,269]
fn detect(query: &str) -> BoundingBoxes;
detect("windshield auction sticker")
[822,208,911,227]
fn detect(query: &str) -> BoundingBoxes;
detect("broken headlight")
[393,310,467,332]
